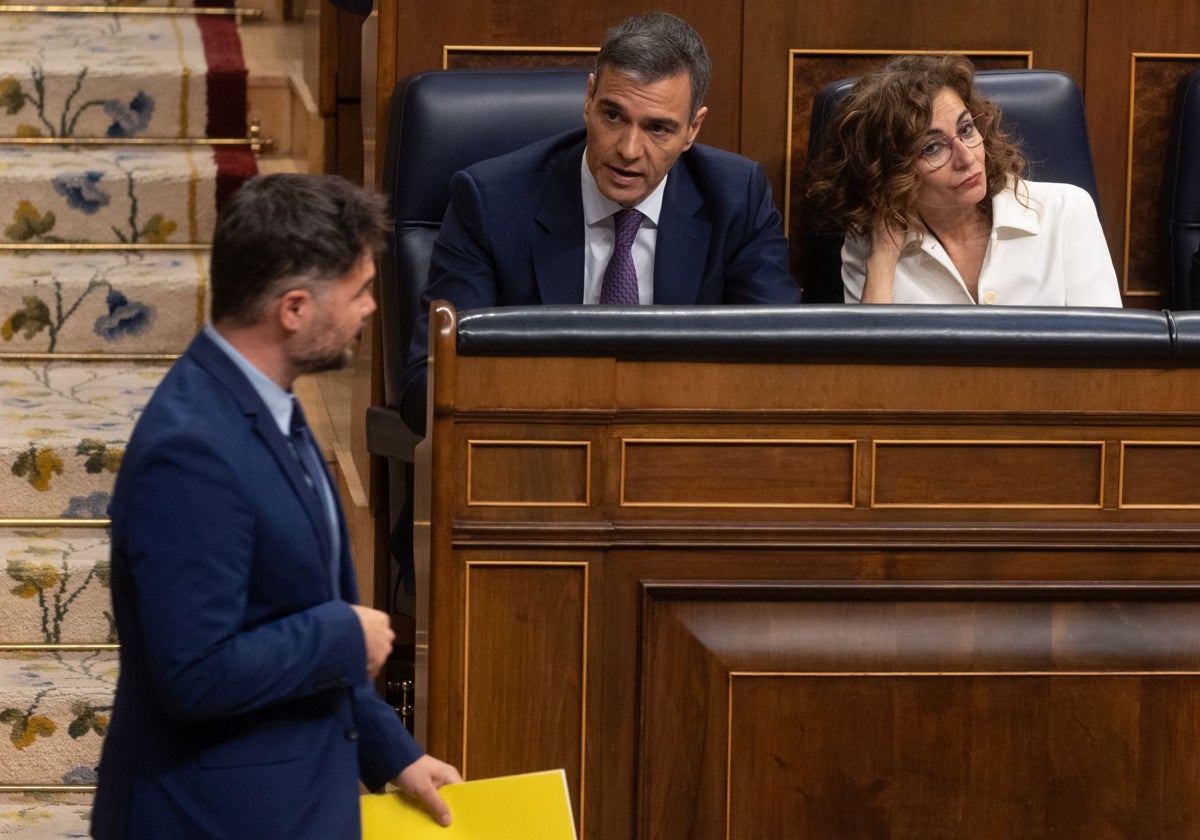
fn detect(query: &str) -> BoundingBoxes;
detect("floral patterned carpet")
[0,14,245,140]
[0,251,208,355]
[0,4,254,834]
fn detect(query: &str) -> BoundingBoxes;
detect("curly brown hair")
[806,54,1027,237]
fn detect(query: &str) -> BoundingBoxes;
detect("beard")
[290,343,354,376]
[289,313,362,376]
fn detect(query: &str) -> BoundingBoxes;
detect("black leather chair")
[801,68,1101,303]
[366,67,590,595]
[1165,67,1200,309]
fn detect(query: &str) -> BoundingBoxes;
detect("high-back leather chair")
[801,68,1101,303]
[366,67,590,598]
[1165,67,1200,310]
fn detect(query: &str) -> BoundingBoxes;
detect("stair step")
[0,251,207,355]
[2,527,113,646]
[0,14,247,140]
[0,648,117,786]
[0,358,170,520]
[0,790,95,837]
[0,145,256,246]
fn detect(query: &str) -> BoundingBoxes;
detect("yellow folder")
[361,769,577,840]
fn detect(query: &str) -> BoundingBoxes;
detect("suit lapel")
[271,416,334,567]
[189,333,336,581]
[653,160,710,304]
[532,141,588,303]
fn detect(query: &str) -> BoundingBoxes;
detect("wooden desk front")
[415,303,1200,840]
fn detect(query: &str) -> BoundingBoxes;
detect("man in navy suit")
[399,12,801,434]
[92,174,461,839]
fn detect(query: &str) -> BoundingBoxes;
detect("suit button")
[982,290,997,305]
[345,726,359,741]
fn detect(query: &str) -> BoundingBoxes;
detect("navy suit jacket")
[399,127,800,433]
[92,331,422,840]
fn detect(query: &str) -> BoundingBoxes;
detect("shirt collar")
[914,177,1040,256]
[989,177,1041,237]
[580,148,667,228]
[203,322,294,438]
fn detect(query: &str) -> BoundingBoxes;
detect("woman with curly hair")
[807,54,1121,306]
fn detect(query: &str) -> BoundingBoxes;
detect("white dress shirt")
[841,178,1123,307]
[580,151,668,304]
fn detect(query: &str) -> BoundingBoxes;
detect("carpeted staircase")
[0,0,272,832]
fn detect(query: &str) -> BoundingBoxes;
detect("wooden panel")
[639,585,1200,838]
[730,674,1200,838]
[1085,0,1200,307]
[1125,55,1200,302]
[385,0,747,154]
[1121,442,1200,508]
[739,0,1088,223]
[467,441,591,506]
[872,441,1105,509]
[464,563,587,820]
[444,46,596,70]
[620,439,855,508]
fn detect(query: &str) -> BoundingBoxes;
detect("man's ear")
[583,72,596,121]
[683,105,708,151]
[276,288,310,332]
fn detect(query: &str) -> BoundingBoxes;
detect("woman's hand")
[862,220,905,303]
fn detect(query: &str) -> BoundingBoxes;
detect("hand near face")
[869,219,906,262]
[862,218,906,303]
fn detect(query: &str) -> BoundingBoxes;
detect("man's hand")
[393,754,463,827]
[350,605,394,679]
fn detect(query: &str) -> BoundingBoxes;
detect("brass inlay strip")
[0,243,210,251]
[0,643,118,651]
[731,669,1200,678]
[0,353,177,361]
[0,5,261,17]
[0,518,109,526]
[0,137,252,146]
[0,785,96,792]
[462,560,588,839]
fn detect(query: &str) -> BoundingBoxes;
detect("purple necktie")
[599,208,643,305]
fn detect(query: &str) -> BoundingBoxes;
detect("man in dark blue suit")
[399,12,801,434]
[92,174,461,839]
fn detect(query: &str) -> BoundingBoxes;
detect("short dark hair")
[595,12,711,119]
[209,173,388,327]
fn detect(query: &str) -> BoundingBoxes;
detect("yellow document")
[361,769,577,840]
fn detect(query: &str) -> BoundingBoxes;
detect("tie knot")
[613,208,642,248]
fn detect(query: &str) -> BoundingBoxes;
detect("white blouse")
[841,179,1123,307]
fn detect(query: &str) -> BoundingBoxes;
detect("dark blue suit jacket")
[92,331,422,840]
[399,127,800,433]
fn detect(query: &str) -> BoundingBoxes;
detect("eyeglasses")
[917,113,991,169]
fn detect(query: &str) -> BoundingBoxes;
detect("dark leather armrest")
[365,405,422,463]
